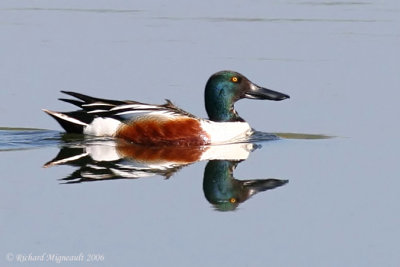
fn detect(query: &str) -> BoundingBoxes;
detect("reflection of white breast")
[200,120,253,144]
[200,143,255,161]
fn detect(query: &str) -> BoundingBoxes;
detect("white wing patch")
[116,109,178,118]
[110,109,184,124]
[82,102,115,107]
[110,104,161,111]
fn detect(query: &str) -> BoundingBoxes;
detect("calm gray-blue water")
[1,1,399,266]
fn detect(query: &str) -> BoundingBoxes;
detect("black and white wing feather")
[43,91,196,134]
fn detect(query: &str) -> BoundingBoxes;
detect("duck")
[43,70,289,146]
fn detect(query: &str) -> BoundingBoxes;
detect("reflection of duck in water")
[203,160,287,211]
[44,138,256,181]
[44,139,288,210]
[43,71,289,146]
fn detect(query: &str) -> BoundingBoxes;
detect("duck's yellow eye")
[231,76,238,83]
[229,197,237,203]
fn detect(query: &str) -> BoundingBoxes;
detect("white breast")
[200,120,253,144]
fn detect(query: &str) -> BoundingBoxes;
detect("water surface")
[1,0,399,266]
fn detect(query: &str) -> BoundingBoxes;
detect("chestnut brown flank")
[116,117,210,146]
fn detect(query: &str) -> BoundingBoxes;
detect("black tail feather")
[43,147,90,168]
[48,112,84,133]
[61,91,128,106]
[58,98,85,108]
[43,110,94,133]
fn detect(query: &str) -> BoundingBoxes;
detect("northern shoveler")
[43,70,289,145]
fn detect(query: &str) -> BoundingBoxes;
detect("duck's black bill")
[245,84,290,101]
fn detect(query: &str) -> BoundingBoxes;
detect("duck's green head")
[204,70,289,122]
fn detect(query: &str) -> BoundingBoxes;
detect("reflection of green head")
[203,160,288,211]
[203,160,240,211]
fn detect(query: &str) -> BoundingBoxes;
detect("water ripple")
[0,128,332,152]
[1,7,142,13]
[0,128,61,151]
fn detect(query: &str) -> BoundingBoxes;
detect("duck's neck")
[206,105,244,122]
[205,89,243,122]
